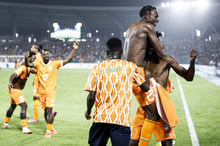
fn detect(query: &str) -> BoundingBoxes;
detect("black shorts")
[88,122,131,146]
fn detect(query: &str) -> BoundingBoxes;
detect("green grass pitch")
[0,68,219,146]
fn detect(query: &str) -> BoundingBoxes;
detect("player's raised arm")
[63,41,79,66]
[169,49,198,81]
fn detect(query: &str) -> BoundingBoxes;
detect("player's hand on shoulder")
[84,111,91,120]
[190,49,198,61]
[73,41,79,50]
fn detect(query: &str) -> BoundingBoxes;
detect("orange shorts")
[153,119,176,141]
[131,108,176,141]
[131,106,145,140]
[8,88,26,105]
[39,91,56,109]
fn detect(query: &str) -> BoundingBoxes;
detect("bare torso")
[143,55,171,121]
[123,22,151,67]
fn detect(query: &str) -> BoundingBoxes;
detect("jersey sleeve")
[54,60,63,69]
[84,65,97,92]
[133,65,145,86]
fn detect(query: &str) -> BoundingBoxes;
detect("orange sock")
[21,119,27,127]
[139,119,155,146]
[34,99,40,119]
[47,123,53,131]
[4,117,10,123]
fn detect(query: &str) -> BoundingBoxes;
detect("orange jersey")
[34,60,63,95]
[85,59,145,127]
[13,65,31,89]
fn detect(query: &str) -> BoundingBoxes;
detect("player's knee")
[20,102,27,115]
[20,102,27,110]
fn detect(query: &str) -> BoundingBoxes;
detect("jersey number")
[43,74,48,81]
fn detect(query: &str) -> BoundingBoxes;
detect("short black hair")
[106,38,122,51]
[139,5,155,17]
[29,51,36,57]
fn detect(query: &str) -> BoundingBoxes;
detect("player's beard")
[43,58,49,64]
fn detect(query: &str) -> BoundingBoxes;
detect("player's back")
[89,59,144,127]
[125,22,150,66]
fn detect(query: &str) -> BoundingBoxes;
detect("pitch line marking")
[176,75,199,146]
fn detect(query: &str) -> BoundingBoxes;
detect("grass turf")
[0,68,219,146]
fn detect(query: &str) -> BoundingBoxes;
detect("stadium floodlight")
[81,39,87,42]
[87,33,92,38]
[196,29,200,37]
[199,0,209,10]
[28,37,31,43]
[75,22,82,31]
[161,32,165,37]
[161,2,166,7]
[47,30,50,33]
[166,2,171,7]
[209,36,212,41]
[186,1,192,7]
[33,38,37,42]
[96,38,100,42]
[123,32,127,38]
[95,30,99,33]
[111,33,114,36]
[51,23,81,39]
[15,33,19,38]
[170,2,175,7]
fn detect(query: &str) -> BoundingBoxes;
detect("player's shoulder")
[121,59,137,67]
[19,64,26,70]
[162,55,177,63]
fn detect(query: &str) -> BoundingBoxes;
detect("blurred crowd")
[0,37,220,66]
[163,38,220,66]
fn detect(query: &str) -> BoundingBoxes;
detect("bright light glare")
[161,2,166,7]
[160,0,210,9]
[196,29,201,37]
[199,0,209,9]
